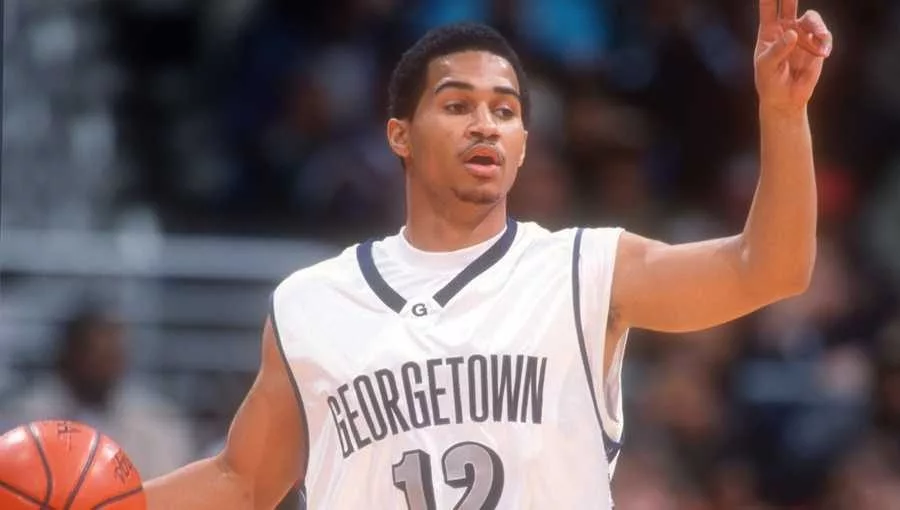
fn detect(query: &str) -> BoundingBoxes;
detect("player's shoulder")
[273,243,362,301]
[514,220,570,244]
[516,220,625,249]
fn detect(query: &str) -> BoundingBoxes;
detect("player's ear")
[387,118,411,159]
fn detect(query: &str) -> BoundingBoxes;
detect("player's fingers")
[795,31,831,58]
[795,54,825,89]
[760,0,779,25]
[797,10,833,57]
[780,0,798,20]
[758,29,799,67]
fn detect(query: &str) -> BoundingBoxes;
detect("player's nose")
[466,104,500,141]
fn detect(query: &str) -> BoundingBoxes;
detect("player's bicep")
[218,317,306,509]
[611,231,769,333]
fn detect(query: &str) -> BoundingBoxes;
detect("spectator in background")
[732,236,870,506]
[1,304,196,479]
[816,315,900,509]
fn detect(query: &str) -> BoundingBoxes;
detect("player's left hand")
[755,0,833,113]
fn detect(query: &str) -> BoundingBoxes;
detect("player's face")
[391,51,528,206]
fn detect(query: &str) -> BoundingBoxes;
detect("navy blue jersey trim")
[357,241,407,313]
[603,428,622,466]
[433,218,518,307]
[356,219,518,313]
[269,292,311,499]
[571,228,622,465]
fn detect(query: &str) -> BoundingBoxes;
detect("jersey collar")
[356,218,518,313]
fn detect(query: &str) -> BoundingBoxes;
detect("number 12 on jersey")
[392,442,504,510]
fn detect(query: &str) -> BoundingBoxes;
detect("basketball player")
[144,1,832,508]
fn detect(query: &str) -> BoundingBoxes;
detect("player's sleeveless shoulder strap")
[268,292,311,503]
[571,228,622,465]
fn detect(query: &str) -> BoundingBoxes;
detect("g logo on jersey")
[411,303,428,317]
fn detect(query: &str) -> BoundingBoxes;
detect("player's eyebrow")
[434,80,520,101]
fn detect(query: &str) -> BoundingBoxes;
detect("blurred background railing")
[0,228,337,440]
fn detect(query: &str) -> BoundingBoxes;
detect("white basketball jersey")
[273,220,628,509]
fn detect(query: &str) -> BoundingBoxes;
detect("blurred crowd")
[4,0,900,509]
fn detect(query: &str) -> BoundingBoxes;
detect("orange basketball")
[0,420,147,509]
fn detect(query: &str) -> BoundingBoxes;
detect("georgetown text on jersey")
[327,354,548,457]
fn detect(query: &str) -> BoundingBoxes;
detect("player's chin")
[452,183,505,206]
[454,163,512,205]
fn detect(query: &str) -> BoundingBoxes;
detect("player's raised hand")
[755,0,833,113]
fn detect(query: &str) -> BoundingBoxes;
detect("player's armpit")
[144,318,307,510]
[610,231,810,334]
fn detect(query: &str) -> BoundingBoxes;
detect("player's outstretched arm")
[143,318,306,510]
[608,0,833,334]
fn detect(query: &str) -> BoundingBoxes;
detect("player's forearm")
[144,455,254,510]
[741,106,817,294]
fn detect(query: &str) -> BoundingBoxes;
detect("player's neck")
[403,204,508,253]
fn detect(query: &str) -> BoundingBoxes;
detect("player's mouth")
[461,144,503,179]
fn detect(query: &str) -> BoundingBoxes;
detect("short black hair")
[388,23,530,126]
